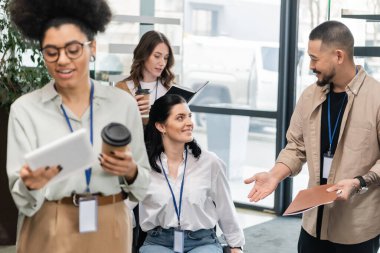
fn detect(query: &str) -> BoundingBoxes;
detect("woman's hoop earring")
[90,55,96,62]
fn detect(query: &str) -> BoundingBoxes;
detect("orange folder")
[283,184,338,216]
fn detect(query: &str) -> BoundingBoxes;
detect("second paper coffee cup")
[135,88,150,124]
[135,89,150,115]
[101,123,131,155]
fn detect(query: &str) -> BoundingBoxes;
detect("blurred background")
[96,0,380,212]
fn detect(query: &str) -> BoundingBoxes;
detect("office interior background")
[96,0,380,213]
[1,0,380,251]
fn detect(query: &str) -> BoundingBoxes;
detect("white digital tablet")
[24,128,97,185]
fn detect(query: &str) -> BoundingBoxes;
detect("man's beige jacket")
[277,66,380,244]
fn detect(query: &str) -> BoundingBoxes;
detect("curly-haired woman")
[7,0,150,252]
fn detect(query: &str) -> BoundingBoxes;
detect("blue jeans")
[139,227,223,253]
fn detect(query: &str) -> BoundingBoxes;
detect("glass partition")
[192,112,276,209]
[183,0,282,208]
[183,0,281,111]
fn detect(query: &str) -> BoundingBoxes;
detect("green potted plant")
[0,0,50,109]
[0,0,50,245]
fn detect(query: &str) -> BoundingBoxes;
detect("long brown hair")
[125,30,175,90]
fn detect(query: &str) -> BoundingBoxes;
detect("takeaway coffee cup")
[101,123,132,156]
[135,88,150,107]
[135,88,150,124]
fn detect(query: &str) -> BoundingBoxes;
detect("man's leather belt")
[57,192,127,207]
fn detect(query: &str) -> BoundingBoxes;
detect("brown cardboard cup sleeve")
[101,123,132,156]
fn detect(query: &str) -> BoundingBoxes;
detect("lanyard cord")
[327,67,358,155]
[159,148,188,228]
[327,92,347,154]
[60,81,94,193]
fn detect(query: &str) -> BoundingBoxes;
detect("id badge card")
[79,196,98,233]
[323,153,333,179]
[173,228,184,253]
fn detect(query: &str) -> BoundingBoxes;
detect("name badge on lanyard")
[60,81,96,233]
[159,149,188,253]
[79,196,98,233]
[323,153,333,179]
[174,228,185,253]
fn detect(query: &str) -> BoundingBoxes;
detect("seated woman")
[140,94,245,253]
[116,30,175,124]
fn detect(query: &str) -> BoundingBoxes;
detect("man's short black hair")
[309,20,354,59]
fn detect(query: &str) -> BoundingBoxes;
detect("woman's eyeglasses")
[41,41,92,63]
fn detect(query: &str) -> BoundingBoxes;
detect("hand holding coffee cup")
[135,88,150,124]
[135,88,150,115]
[101,122,132,155]
[100,123,137,181]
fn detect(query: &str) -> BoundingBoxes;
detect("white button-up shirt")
[139,149,245,248]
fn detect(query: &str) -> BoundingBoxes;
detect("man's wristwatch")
[354,176,368,194]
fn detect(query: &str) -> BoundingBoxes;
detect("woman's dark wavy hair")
[124,30,175,90]
[144,94,201,173]
[9,0,112,45]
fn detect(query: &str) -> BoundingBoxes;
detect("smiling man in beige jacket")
[245,20,380,253]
